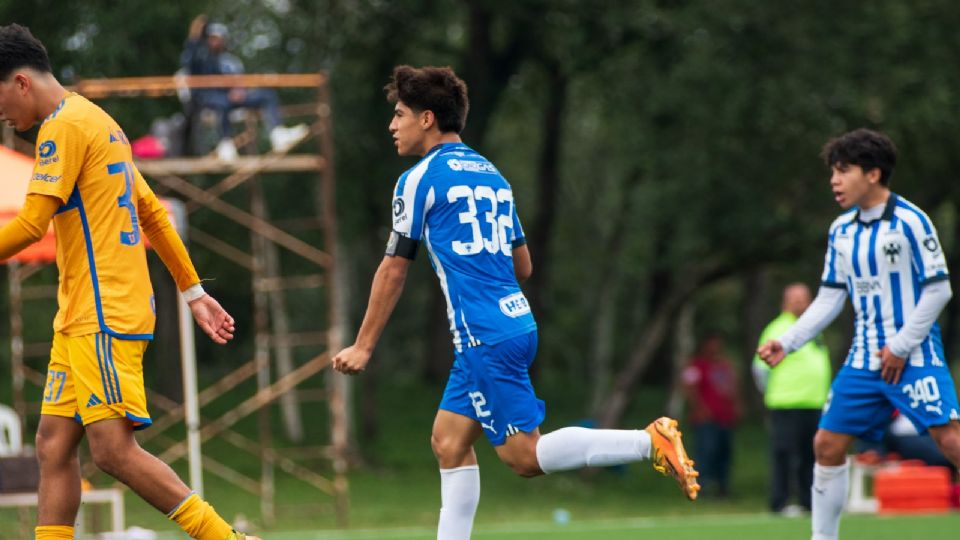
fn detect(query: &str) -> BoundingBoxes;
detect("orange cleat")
[645,417,700,500]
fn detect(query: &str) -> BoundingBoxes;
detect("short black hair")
[0,24,52,81]
[384,65,469,134]
[821,128,898,186]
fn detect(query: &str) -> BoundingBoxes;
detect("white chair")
[0,404,22,457]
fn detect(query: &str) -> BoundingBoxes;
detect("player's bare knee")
[431,432,468,466]
[89,446,121,477]
[88,439,131,478]
[929,422,960,451]
[503,454,542,478]
[511,461,543,478]
[498,440,543,478]
[35,428,72,468]
[813,431,846,465]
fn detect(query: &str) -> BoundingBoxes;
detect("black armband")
[385,230,419,260]
[512,236,527,248]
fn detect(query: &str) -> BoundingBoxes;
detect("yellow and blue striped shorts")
[41,332,152,429]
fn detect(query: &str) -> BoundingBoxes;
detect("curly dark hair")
[820,128,898,186]
[384,65,469,134]
[0,24,52,81]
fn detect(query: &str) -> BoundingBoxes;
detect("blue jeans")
[193,88,282,139]
[694,422,733,496]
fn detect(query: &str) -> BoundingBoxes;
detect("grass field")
[3,380,959,538]
[135,513,959,540]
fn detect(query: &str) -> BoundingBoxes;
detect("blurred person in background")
[758,128,960,540]
[180,14,306,161]
[753,283,832,515]
[682,334,741,497]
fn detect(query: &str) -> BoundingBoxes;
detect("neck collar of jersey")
[42,92,78,124]
[851,192,897,224]
[426,141,469,155]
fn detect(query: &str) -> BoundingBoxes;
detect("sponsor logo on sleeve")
[447,159,498,174]
[37,140,59,166]
[923,236,941,255]
[499,292,531,318]
[32,172,61,183]
[38,140,56,157]
[393,198,408,227]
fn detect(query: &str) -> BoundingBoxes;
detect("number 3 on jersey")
[448,185,513,256]
[107,161,140,246]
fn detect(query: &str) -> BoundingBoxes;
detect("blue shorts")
[439,331,545,446]
[820,363,960,442]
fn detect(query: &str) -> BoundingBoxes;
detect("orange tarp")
[0,145,182,266]
[0,145,55,263]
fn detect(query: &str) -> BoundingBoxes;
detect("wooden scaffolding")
[5,73,349,526]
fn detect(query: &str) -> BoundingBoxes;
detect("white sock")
[811,461,848,540]
[535,427,652,474]
[438,465,480,540]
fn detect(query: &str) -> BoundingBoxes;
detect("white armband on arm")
[886,280,953,358]
[778,286,848,354]
[181,283,206,303]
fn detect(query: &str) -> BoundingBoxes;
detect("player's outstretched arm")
[188,294,235,345]
[333,255,411,375]
[757,340,786,367]
[137,173,203,291]
[0,194,59,261]
[773,286,847,356]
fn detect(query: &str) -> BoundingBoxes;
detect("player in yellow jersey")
[0,24,260,540]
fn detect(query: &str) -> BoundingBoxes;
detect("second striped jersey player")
[819,193,951,372]
[758,128,960,540]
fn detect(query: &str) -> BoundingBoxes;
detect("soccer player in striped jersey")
[0,24,258,540]
[332,65,699,540]
[758,128,960,540]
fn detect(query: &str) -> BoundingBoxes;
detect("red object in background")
[683,356,739,427]
[874,464,953,514]
[131,134,166,159]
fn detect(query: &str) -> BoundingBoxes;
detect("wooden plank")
[188,227,255,270]
[150,174,331,268]
[254,274,325,292]
[74,73,326,98]
[138,360,259,443]
[135,154,324,176]
[156,353,330,463]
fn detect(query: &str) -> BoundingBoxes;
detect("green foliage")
[2,0,959,460]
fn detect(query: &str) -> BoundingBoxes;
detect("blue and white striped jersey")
[390,142,536,351]
[821,193,950,370]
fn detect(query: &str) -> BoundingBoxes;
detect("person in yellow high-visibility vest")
[753,283,832,515]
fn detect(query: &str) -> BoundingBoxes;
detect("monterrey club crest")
[883,241,901,264]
